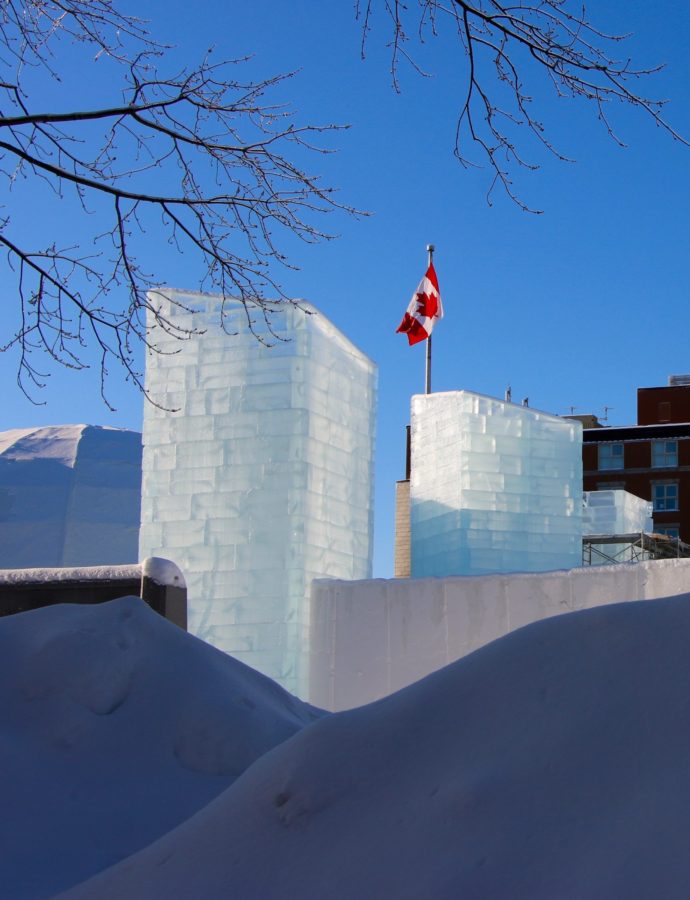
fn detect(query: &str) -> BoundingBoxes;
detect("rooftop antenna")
[522,397,529,407]
[568,406,578,415]
[602,406,613,423]
[505,386,512,403]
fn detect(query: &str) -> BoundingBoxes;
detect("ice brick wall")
[410,391,582,576]
[583,490,653,535]
[139,290,376,697]
[582,490,654,566]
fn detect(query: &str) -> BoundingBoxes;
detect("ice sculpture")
[582,490,654,565]
[583,490,653,536]
[410,391,582,576]
[139,289,377,697]
[0,425,141,568]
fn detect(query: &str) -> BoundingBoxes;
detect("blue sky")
[1,1,689,576]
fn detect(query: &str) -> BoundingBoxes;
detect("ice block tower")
[582,490,653,565]
[583,490,653,536]
[410,391,582,576]
[139,289,377,697]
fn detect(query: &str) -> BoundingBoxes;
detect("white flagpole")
[425,243,434,394]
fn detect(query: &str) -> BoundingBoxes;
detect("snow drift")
[63,592,690,900]
[0,597,319,898]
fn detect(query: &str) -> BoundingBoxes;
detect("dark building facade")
[582,379,690,542]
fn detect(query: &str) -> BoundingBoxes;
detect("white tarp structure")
[140,290,376,697]
[0,425,141,568]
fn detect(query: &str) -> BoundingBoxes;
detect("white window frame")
[652,482,679,512]
[598,443,624,471]
[652,439,678,468]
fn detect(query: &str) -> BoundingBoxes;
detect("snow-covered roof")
[0,423,139,466]
[0,424,88,466]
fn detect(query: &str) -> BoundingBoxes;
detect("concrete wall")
[309,558,690,711]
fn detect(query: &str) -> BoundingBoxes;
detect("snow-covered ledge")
[0,557,186,588]
[0,563,142,585]
[309,557,690,711]
[0,557,186,629]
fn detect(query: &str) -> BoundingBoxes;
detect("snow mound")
[65,593,690,900]
[0,597,321,898]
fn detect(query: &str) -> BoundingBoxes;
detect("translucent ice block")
[583,490,653,535]
[139,290,377,698]
[410,391,583,576]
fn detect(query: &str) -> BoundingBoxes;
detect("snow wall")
[309,557,690,711]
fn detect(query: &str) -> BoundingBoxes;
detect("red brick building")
[581,379,690,542]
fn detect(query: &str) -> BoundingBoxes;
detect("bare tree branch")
[0,2,360,405]
[358,0,688,212]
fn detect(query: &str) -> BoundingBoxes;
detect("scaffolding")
[582,532,690,566]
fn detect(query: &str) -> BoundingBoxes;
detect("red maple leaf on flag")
[415,291,439,319]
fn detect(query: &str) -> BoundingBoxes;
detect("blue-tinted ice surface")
[410,391,583,576]
[139,290,377,697]
[582,489,654,565]
[583,490,653,535]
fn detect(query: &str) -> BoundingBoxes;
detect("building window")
[598,443,624,471]
[655,525,680,539]
[652,440,678,468]
[652,483,679,512]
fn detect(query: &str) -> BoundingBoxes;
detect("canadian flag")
[396,261,443,345]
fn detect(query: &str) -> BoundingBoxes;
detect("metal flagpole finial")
[426,243,435,265]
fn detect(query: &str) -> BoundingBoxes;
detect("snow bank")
[0,597,320,898]
[65,592,690,899]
